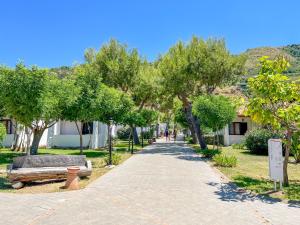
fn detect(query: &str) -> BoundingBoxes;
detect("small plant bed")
[0,141,146,193]
[191,144,300,201]
[212,154,237,167]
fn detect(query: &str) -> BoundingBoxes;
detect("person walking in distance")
[165,129,169,142]
[173,129,177,142]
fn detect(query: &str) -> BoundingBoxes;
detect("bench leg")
[11,181,24,189]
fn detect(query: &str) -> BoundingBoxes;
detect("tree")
[94,85,133,161]
[123,110,144,154]
[246,56,300,186]
[92,39,146,145]
[93,39,141,93]
[132,62,161,110]
[95,85,133,125]
[132,62,161,143]
[139,109,159,146]
[159,36,245,149]
[63,64,101,154]
[0,64,78,155]
[193,95,236,148]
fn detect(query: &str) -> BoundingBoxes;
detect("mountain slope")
[244,44,300,80]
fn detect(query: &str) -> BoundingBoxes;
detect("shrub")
[186,137,195,144]
[204,134,224,146]
[0,123,6,146]
[198,148,221,158]
[244,129,275,155]
[104,153,122,165]
[213,154,237,167]
[117,127,131,140]
[231,143,245,149]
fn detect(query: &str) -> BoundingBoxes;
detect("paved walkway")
[0,143,299,225]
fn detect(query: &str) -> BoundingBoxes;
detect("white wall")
[52,135,91,148]
[60,121,78,135]
[2,128,49,148]
[2,134,14,147]
[39,128,48,147]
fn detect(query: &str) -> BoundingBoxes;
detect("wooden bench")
[7,155,92,189]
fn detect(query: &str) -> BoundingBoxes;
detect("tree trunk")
[283,130,292,186]
[182,100,206,149]
[133,127,140,145]
[128,130,132,152]
[30,129,44,155]
[131,127,134,154]
[189,127,198,144]
[107,122,112,165]
[141,127,144,147]
[26,127,32,155]
[156,124,159,138]
[75,122,84,155]
[193,115,207,149]
[10,122,19,151]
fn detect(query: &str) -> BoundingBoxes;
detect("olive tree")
[246,56,300,186]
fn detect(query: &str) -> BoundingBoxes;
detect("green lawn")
[192,145,300,201]
[0,140,146,193]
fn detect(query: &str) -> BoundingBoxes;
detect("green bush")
[231,143,245,149]
[117,127,131,140]
[186,137,195,144]
[198,148,221,158]
[104,153,122,165]
[244,129,275,155]
[213,154,237,167]
[204,134,224,146]
[0,123,6,146]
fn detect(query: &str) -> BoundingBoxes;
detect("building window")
[82,122,93,135]
[0,119,13,134]
[229,122,247,135]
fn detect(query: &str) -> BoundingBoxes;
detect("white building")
[222,113,256,146]
[0,119,108,149]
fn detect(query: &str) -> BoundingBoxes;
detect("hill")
[244,44,300,80]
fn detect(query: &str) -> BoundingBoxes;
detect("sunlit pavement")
[0,142,299,225]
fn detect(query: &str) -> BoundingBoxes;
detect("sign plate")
[268,139,283,181]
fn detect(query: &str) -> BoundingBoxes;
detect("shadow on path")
[207,181,300,208]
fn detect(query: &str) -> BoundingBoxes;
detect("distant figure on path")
[165,129,169,142]
[173,130,177,142]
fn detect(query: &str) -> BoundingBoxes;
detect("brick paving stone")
[0,142,299,225]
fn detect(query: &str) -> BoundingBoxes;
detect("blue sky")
[0,0,299,68]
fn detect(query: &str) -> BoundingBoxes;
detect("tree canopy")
[246,56,300,185]
[158,36,246,149]
[0,64,78,154]
[95,85,134,125]
[193,95,236,132]
[92,39,141,93]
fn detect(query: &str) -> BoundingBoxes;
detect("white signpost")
[268,139,284,191]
